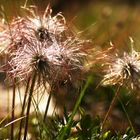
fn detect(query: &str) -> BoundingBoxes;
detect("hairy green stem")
[57,76,92,140]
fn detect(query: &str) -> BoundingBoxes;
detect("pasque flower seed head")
[102,48,140,89]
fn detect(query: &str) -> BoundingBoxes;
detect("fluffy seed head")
[0,4,92,94]
[102,48,140,89]
[2,35,90,86]
[0,4,66,56]
[26,5,66,36]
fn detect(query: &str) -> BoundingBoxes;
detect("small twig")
[4,116,26,128]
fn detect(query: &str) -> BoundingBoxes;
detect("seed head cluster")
[102,48,140,89]
[0,5,91,90]
[0,5,66,54]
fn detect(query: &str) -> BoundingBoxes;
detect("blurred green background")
[0,0,140,135]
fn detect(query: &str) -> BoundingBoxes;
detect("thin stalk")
[31,92,51,138]
[11,79,16,140]
[57,76,92,140]
[7,82,10,137]
[102,86,120,131]
[18,77,31,140]
[23,73,37,140]
[6,55,10,137]
[43,92,52,122]
[118,98,135,134]
[23,0,28,8]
